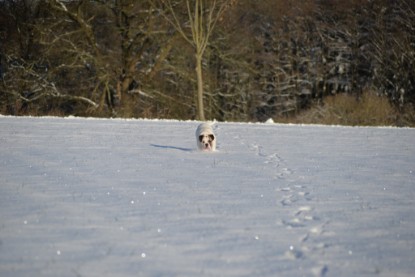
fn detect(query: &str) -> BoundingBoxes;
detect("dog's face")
[199,134,215,151]
[196,123,216,151]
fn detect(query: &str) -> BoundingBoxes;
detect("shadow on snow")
[150,144,193,152]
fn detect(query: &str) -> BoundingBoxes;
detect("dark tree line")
[1,0,414,123]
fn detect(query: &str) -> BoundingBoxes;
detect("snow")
[1,116,415,277]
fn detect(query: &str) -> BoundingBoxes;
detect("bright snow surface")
[1,116,414,277]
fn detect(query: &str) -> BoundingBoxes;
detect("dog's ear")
[199,135,204,142]
[209,134,215,141]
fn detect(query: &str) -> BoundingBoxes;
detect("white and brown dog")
[196,123,216,151]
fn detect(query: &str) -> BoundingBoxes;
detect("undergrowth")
[277,92,415,127]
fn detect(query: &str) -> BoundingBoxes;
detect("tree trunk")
[195,53,205,121]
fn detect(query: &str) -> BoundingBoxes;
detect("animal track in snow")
[247,143,294,180]
[281,205,319,228]
[245,141,330,274]
[276,180,330,275]
[277,186,310,207]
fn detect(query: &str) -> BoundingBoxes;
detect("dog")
[196,123,216,151]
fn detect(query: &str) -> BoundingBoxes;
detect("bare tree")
[43,0,166,116]
[0,0,100,115]
[156,0,231,120]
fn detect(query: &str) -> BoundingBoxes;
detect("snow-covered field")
[1,116,414,277]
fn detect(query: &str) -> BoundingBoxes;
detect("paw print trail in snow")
[246,140,330,276]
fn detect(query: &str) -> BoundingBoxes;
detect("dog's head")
[199,133,215,151]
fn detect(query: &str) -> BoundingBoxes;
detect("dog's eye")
[199,135,204,142]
